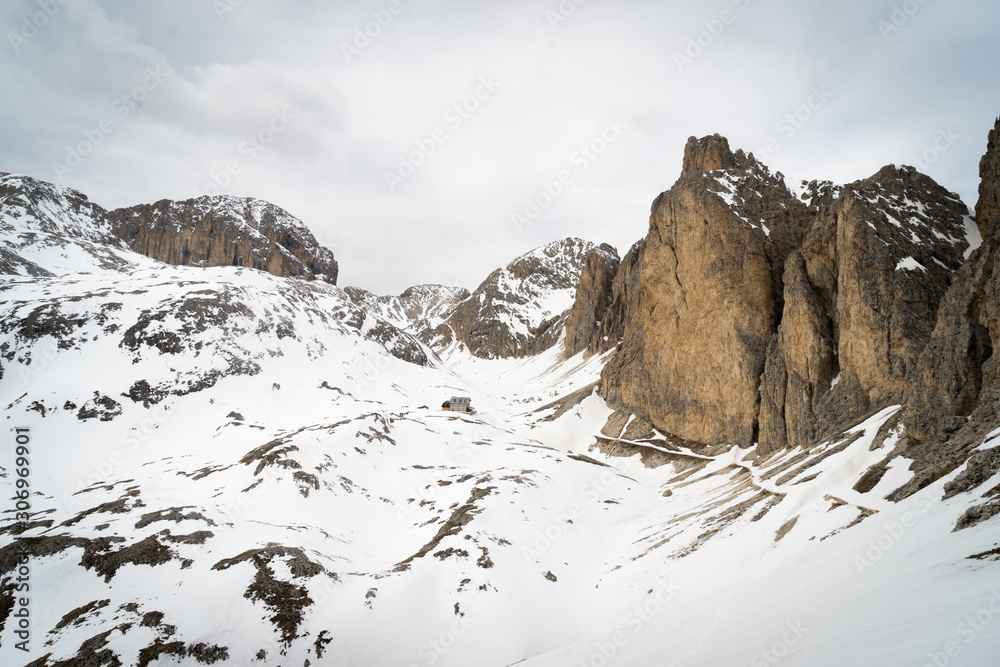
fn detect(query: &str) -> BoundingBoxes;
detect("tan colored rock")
[564,244,620,357]
[591,239,645,357]
[600,136,811,448]
[759,165,972,456]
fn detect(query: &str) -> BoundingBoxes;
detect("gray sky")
[3,0,999,294]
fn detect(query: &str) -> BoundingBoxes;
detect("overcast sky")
[2,0,999,294]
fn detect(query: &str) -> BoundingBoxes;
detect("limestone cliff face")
[891,117,1000,496]
[758,166,971,455]
[975,118,1000,237]
[563,244,620,357]
[598,134,972,453]
[107,196,339,284]
[600,136,812,448]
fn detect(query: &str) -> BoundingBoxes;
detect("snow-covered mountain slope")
[0,173,159,276]
[0,172,339,284]
[345,284,471,348]
[2,303,999,665]
[444,237,596,359]
[0,172,998,666]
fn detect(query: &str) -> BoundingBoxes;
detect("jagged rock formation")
[591,239,646,358]
[600,136,814,448]
[444,238,595,359]
[975,118,1000,236]
[345,284,470,348]
[890,116,1000,500]
[0,174,339,285]
[563,244,620,357]
[0,173,147,276]
[759,165,971,455]
[594,134,974,452]
[107,196,339,284]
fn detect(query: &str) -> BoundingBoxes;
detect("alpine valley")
[2,119,1000,667]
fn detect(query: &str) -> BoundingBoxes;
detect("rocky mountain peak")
[0,174,339,285]
[444,237,597,359]
[0,172,116,244]
[106,195,339,284]
[596,132,973,452]
[975,115,1000,238]
[681,133,746,175]
[345,283,471,350]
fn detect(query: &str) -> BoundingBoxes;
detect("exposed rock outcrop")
[345,284,470,349]
[0,173,339,285]
[107,196,339,284]
[598,134,973,454]
[759,165,971,455]
[889,116,1000,496]
[600,136,812,448]
[445,238,594,359]
[975,118,1000,236]
[563,244,620,357]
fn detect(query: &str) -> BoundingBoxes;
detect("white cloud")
[1,0,999,293]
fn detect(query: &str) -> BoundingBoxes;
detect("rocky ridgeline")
[574,126,985,485]
[442,237,596,359]
[344,284,471,349]
[892,117,1000,511]
[0,174,338,284]
[107,197,339,284]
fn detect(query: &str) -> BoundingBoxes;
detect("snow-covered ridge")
[848,165,972,273]
[0,173,117,244]
[0,172,339,283]
[345,284,471,346]
[446,237,596,359]
[0,172,160,276]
